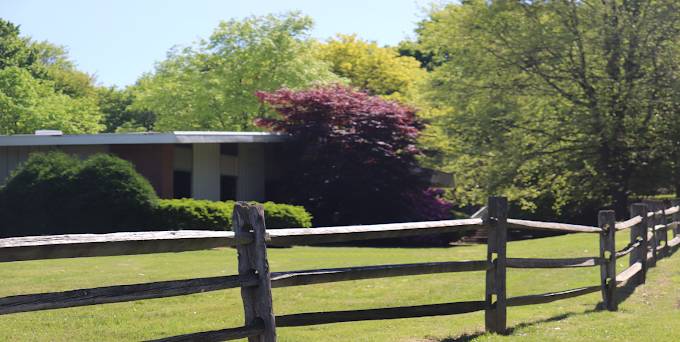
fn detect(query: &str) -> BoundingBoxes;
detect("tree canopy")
[0,19,103,134]
[316,34,426,103]
[256,85,451,226]
[416,0,680,217]
[132,12,342,131]
[6,4,680,223]
[0,66,102,134]
[97,86,155,133]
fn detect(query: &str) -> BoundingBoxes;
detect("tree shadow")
[436,309,600,341]
[436,274,648,341]
[435,234,680,341]
[613,276,639,306]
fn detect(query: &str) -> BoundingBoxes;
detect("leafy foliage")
[256,85,452,226]
[0,19,103,134]
[316,34,425,103]
[153,199,312,230]
[0,152,312,237]
[29,41,98,98]
[0,19,36,70]
[0,152,158,236]
[416,0,680,217]
[260,201,312,228]
[132,12,341,131]
[0,66,103,134]
[396,39,437,71]
[97,86,155,132]
[152,199,232,230]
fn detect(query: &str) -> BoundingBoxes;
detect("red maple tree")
[256,85,451,226]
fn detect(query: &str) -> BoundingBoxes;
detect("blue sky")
[2,0,433,87]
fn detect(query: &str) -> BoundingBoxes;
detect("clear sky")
[1,0,433,88]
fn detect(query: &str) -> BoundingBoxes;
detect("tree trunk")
[612,188,629,219]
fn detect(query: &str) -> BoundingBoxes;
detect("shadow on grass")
[614,275,639,307]
[433,239,680,341]
[437,275,646,341]
[436,309,597,341]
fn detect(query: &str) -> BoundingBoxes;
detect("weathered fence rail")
[0,219,483,263]
[0,197,678,341]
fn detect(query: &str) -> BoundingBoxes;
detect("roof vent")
[34,130,63,136]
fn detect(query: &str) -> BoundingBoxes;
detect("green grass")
[0,231,679,341]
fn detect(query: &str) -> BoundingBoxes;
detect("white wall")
[237,143,265,201]
[191,143,221,200]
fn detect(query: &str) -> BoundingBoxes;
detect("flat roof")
[0,131,289,147]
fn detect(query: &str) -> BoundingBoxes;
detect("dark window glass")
[173,171,192,199]
[221,175,237,201]
[220,143,238,156]
[265,180,284,202]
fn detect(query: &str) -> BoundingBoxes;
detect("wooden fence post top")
[233,201,277,342]
[484,197,508,221]
[598,209,616,311]
[672,200,680,238]
[598,210,615,231]
[629,203,648,285]
[233,202,265,230]
[630,203,648,227]
[485,196,508,334]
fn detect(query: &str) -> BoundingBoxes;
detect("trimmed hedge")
[260,201,312,228]
[0,152,157,236]
[152,199,312,230]
[0,152,312,238]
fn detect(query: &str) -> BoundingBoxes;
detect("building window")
[220,143,238,156]
[265,180,284,202]
[173,171,192,199]
[221,175,237,201]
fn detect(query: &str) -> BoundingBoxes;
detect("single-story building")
[0,131,288,202]
[0,130,454,203]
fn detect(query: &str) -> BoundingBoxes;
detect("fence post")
[485,196,507,334]
[233,202,276,342]
[648,202,658,267]
[672,199,680,239]
[630,203,648,285]
[652,202,661,264]
[660,202,669,258]
[598,210,616,311]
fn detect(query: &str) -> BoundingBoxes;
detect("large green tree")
[132,12,341,131]
[97,86,155,133]
[316,34,426,103]
[0,66,102,134]
[418,0,680,216]
[0,19,103,134]
[0,19,36,70]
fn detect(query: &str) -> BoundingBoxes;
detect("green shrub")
[0,152,158,237]
[152,199,234,230]
[261,201,312,228]
[0,152,312,237]
[0,152,77,236]
[67,154,158,231]
[153,199,312,230]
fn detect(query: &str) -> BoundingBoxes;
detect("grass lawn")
[1,230,679,341]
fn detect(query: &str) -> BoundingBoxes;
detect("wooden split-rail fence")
[1,197,679,341]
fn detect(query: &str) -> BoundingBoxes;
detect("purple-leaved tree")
[256,85,452,227]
